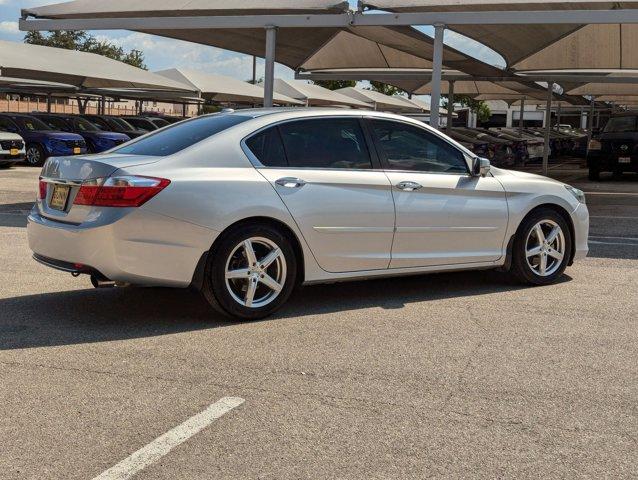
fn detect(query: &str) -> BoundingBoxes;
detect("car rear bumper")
[27,207,217,287]
[571,203,590,261]
[588,153,638,172]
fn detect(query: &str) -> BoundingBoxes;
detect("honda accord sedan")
[28,109,589,320]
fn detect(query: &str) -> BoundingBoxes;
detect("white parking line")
[92,397,245,480]
[590,235,638,242]
[591,216,638,220]
[584,191,638,196]
[590,240,638,246]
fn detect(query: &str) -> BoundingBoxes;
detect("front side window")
[245,127,287,167]
[370,120,468,174]
[113,114,249,157]
[278,118,372,170]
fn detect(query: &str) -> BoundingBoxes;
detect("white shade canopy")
[156,69,302,105]
[400,96,451,115]
[0,40,195,91]
[271,79,371,108]
[413,80,549,100]
[334,87,421,111]
[567,82,638,96]
[361,1,638,69]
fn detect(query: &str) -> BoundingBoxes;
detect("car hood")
[490,166,565,186]
[84,131,130,141]
[0,132,24,142]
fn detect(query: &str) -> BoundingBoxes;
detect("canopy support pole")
[430,23,445,129]
[556,101,562,128]
[252,56,257,84]
[263,26,277,108]
[446,80,454,130]
[543,82,553,177]
[519,97,525,132]
[46,94,52,113]
[587,97,595,148]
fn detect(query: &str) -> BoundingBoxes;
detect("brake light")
[38,178,47,200]
[74,176,170,208]
[588,139,602,151]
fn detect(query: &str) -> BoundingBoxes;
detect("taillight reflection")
[74,176,170,208]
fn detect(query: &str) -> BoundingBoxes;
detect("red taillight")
[38,179,47,200]
[74,176,170,208]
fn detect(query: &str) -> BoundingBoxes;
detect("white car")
[28,110,589,320]
[0,132,26,168]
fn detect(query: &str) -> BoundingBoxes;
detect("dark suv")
[81,115,147,139]
[0,114,87,166]
[32,114,130,153]
[588,113,638,180]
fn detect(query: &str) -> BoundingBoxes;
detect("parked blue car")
[0,113,87,166]
[32,114,130,153]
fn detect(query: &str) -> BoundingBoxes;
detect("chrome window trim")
[40,177,84,186]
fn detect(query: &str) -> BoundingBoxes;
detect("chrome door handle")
[276,177,306,189]
[396,181,423,192]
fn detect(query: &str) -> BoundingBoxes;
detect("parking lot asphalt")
[0,162,636,479]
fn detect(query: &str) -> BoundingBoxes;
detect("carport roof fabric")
[361,1,638,69]
[567,82,638,96]
[334,87,422,111]
[23,2,511,80]
[412,80,549,100]
[271,79,371,107]
[0,40,195,91]
[156,69,303,105]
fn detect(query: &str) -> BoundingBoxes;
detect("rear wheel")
[511,209,572,286]
[25,144,46,167]
[202,224,298,321]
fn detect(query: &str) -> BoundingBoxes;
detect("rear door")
[366,119,509,269]
[246,117,395,273]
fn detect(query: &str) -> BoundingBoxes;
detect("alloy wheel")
[25,147,41,165]
[525,220,566,277]
[224,237,287,308]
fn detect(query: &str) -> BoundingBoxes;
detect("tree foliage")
[24,31,147,69]
[442,93,491,124]
[312,80,357,90]
[367,81,405,96]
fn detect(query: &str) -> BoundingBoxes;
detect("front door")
[245,117,395,273]
[367,119,509,269]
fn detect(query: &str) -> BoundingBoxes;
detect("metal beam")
[19,9,638,31]
[430,24,445,129]
[263,26,277,108]
[447,80,454,130]
[519,97,525,133]
[543,82,554,177]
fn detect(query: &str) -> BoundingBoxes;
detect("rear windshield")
[113,114,250,156]
[604,116,638,133]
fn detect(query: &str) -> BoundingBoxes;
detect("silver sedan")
[28,109,589,320]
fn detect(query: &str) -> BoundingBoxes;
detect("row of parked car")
[1,111,589,170]
[444,126,588,168]
[0,113,183,167]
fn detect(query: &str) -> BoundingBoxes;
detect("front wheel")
[511,209,572,286]
[202,224,298,321]
[25,144,46,167]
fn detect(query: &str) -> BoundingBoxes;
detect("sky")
[0,0,505,81]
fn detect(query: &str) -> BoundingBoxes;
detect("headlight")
[565,185,586,205]
[588,139,602,151]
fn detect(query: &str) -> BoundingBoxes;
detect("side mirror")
[472,157,491,177]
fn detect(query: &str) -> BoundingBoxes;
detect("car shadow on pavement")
[0,270,570,351]
[0,202,34,228]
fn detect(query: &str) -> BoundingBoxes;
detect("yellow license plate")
[10,148,19,156]
[50,185,70,211]
[73,147,81,154]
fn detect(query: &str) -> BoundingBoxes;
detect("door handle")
[276,177,306,189]
[396,181,423,192]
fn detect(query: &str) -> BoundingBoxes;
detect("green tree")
[312,80,356,90]
[367,81,405,96]
[443,94,491,124]
[25,31,146,69]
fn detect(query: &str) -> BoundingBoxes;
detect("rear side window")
[604,116,638,133]
[114,114,250,157]
[370,120,468,174]
[279,118,372,169]
[245,127,287,167]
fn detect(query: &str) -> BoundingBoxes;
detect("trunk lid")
[38,154,159,224]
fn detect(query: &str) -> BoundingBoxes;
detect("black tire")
[511,208,573,286]
[588,166,600,181]
[202,223,298,321]
[25,144,46,167]
[0,163,15,169]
